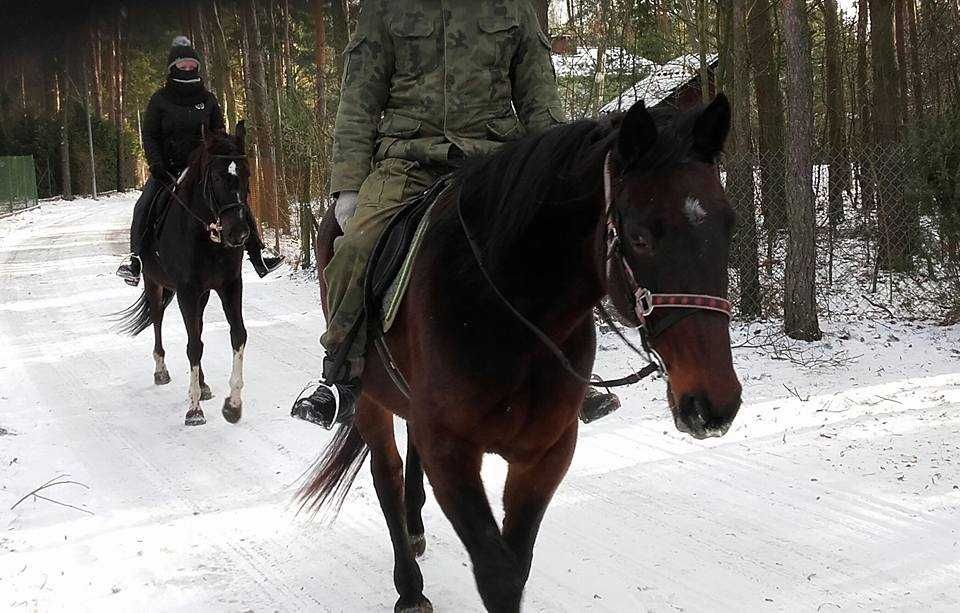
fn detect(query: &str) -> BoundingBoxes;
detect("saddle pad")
[381,197,440,333]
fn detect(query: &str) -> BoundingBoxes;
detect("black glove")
[149,165,172,186]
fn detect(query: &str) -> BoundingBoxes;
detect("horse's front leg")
[415,425,523,613]
[218,279,247,423]
[197,290,213,401]
[177,286,206,426]
[501,423,577,588]
[357,401,431,613]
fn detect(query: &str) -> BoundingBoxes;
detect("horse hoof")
[154,371,171,385]
[185,409,206,426]
[409,533,426,558]
[395,596,432,613]
[222,398,242,424]
[200,384,213,401]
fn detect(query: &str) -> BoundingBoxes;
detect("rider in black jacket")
[117,36,283,285]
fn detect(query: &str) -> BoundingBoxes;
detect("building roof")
[552,47,653,78]
[599,53,719,114]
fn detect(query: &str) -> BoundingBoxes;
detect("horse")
[304,95,742,612]
[115,124,251,427]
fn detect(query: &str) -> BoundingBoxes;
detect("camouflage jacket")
[329,0,565,195]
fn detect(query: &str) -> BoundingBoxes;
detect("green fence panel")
[0,155,39,216]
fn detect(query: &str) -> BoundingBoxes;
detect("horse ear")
[236,120,246,154]
[618,100,658,164]
[693,93,730,161]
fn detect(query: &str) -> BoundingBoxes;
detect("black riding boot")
[116,255,142,287]
[248,247,285,278]
[291,378,361,429]
[579,387,621,423]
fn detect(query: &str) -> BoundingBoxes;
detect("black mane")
[441,104,705,280]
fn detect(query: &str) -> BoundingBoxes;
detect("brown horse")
[304,96,742,612]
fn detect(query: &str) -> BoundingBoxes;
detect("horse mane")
[441,104,704,280]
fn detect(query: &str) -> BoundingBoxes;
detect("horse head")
[196,121,250,249]
[606,94,742,439]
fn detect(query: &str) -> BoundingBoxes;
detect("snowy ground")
[1,194,959,612]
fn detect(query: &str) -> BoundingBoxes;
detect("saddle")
[364,175,452,334]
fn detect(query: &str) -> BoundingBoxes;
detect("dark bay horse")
[305,96,742,612]
[116,125,251,426]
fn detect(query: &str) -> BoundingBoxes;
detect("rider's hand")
[334,191,359,230]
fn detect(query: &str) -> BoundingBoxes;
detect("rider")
[117,36,283,286]
[292,1,620,428]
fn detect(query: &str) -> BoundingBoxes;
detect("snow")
[600,53,718,114]
[552,47,653,78]
[2,194,960,611]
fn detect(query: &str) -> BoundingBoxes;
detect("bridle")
[162,153,247,245]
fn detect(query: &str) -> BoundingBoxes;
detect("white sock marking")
[188,366,201,410]
[228,161,238,176]
[153,352,166,375]
[228,345,245,407]
[684,196,707,225]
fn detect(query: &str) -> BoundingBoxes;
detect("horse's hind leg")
[197,290,213,401]
[178,287,206,426]
[501,423,577,589]
[145,279,171,385]
[404,425,427,557]
[218,279,247,424]
[416,426,523,613]
[358,403,432,613]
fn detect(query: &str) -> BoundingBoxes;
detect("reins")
[160,152,247,245]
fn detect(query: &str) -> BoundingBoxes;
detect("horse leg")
[357,404,431,613]
[501,424,578,588]
[416,428,523,613]
[218,280,247,424]
[404,426,427,558]
[197,290,213,401]
[145,278,171,385]
[177,287,206,426]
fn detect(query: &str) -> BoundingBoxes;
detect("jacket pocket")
[477,15,519,68]
[390,19,436,74]
[485,115,524,141]
[379,112,423,139]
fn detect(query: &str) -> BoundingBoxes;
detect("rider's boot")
[291,378,361,429]
[116,255,142,287]
[248,247,285,278]
[579,387,621,423]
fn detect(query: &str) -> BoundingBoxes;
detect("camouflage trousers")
[320,157,448,380]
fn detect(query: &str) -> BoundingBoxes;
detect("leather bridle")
[163,153,247,245]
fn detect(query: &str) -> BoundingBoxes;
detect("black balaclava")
[164,36,205,104]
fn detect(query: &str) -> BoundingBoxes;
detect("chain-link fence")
[721,141,960,323]
[0,155,39,216]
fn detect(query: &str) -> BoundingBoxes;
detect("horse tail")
[112,288,174,336]
[296,422,369,517]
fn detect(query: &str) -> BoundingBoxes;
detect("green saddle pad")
[380,197,441,333]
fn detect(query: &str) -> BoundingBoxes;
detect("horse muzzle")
[670,390,741,440]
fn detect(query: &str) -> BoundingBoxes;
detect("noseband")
[602,152,732,338]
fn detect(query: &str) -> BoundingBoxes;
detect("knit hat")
[167,36,202,84]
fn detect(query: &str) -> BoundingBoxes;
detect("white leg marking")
[684,196,707,225]
[188,366,201,410]
[154,352,167,374]
[228,345,245,407]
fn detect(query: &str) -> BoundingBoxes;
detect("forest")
[1,0,959,340]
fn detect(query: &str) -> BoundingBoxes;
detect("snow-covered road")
[2,194,959,612]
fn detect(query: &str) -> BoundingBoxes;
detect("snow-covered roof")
[599,53,718,114]
[552,47,654,78]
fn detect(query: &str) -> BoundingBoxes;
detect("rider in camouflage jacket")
[292,0,619,428]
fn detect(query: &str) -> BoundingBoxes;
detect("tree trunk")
[114,4,125,192]
[592,0,609,115]
[533,0,550,33]
[329,0,350,79]
[242,0,280,248]
[58,66,74,201]
[727,0,761,318]
[212,0,238,131]
[856,0,876,219]
[83,50,98,199]
[780,0,821,340]
[894,0,910,123]
[824,0,851,225]
[89,6,102,117]
[747,0,787,230]
[906,0,925,120]
[871,0,912,269]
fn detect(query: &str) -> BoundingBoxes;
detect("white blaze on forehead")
[228,161,238,176]
[684,196,707,225]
